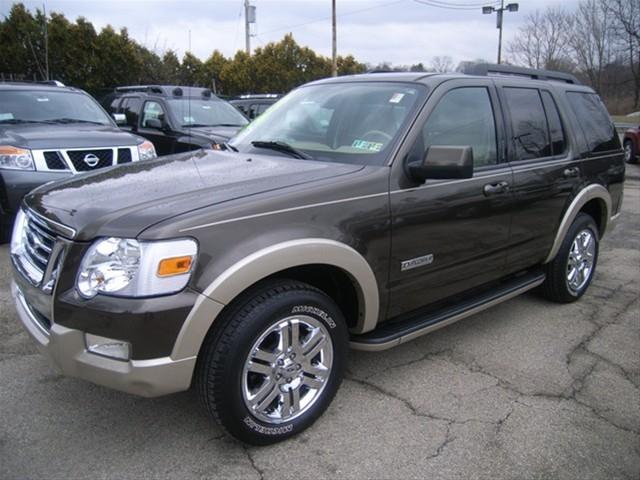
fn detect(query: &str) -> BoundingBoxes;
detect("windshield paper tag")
[0,113,14,120]
[389,93,405,103]
[352,139,383,152]
[183,116,195,123]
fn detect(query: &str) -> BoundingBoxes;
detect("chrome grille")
[66,149,113,171]
[32,147,137,173]
[24,214,55,271]
[11,210,58,288]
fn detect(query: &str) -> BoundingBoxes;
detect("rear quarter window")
[566,92,619,154]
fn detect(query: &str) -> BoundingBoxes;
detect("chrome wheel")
[566,228,596,293]
[242,315,333,424]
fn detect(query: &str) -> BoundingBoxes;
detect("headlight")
[10,209,27,255]
[137,140,157,161]
[76,237,197,299]
[0,146,35,170]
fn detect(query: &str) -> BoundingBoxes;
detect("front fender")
[170,238,379,360]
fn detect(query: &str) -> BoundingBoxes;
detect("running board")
[350,271,546,352]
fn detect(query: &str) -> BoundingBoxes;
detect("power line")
[259,0,407,36]
[414,0,500,10]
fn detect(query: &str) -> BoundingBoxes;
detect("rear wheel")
[624,140,637,164]
[195,279,348,445]
[541,213,599,303]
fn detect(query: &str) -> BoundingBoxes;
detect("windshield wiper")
[46,118,104,125]
[182,123,212,128]
[0,119,45,124]
[210,123,245,127]
[251,140,312,160]
[222,142,238,152]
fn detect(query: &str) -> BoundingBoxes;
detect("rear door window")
[566,92,619,154]
[504,87,551,160]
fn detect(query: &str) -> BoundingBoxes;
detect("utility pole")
[244,0,256,56]
[331,0,337,77]
[482,1,518,64]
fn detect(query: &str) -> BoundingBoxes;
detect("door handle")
[483,181,509,196]
[563,167,580,178]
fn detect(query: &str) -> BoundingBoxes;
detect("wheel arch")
[543,184,611,264]
[171,239,379,360]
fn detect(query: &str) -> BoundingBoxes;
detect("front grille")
[117,148,132,164]
[43,151,68,170]
[66,149,113,171]
[23,213,56,274]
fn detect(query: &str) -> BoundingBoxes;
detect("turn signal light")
[157,256,193,277]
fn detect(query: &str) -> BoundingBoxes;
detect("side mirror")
[408,145,474,182]
[112,113,126,126]
[145,118,163,130]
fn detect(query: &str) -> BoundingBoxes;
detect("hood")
[0,123,141,149]
[24,149,363,240]
[186,125,244,141]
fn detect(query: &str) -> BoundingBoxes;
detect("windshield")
[229,82,426,165]
[167,99,249,127]
[0,90,113,125]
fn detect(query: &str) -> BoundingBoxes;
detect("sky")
[0,0,580,67]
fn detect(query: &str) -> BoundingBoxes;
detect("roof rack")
[115,85,164,94]
[38,80,65,87]
[467,63,580,85]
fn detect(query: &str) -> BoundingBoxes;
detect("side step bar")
[350,271,546,352]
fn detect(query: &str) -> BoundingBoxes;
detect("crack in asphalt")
[345,282,640,440]
[344,374,519,462]
[241,444,265,480]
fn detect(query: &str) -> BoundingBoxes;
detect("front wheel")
[195,279,348,445]
[541,213,599,303]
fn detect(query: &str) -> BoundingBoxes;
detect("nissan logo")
[83,153,100,168]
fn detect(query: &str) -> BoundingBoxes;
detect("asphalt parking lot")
[1,166,639,480]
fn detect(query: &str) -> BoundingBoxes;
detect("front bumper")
[0,170,71,216]
[12,280,196,397]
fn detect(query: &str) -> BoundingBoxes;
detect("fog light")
[85,333,131,361]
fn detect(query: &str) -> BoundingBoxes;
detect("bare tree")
[567,0,615,93]
[605,0,640,108]
[431,55,453,73]
[506,7,572,70]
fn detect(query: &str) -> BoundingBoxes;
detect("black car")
[0,82,156,242]
[103,85,249,156]
[230,94,282,120]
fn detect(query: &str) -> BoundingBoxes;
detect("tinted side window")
[504,87,551,160]
[540,91,566,155]
[566,92,619,153]
[420,87,498,167]
[122,97,141,127]
[141,101,166,127]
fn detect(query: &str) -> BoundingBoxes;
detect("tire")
[541,213,599,303]
[624,140,638,164]
[195,279,349,445]
[0,213,13,245]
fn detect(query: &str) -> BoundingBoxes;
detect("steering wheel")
[361,130,393,142]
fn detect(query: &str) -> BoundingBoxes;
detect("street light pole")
[482,1,518,64]
[331,0,337,77]
[244,0,256,56]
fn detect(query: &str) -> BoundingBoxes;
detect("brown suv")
[10,65,624,445]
